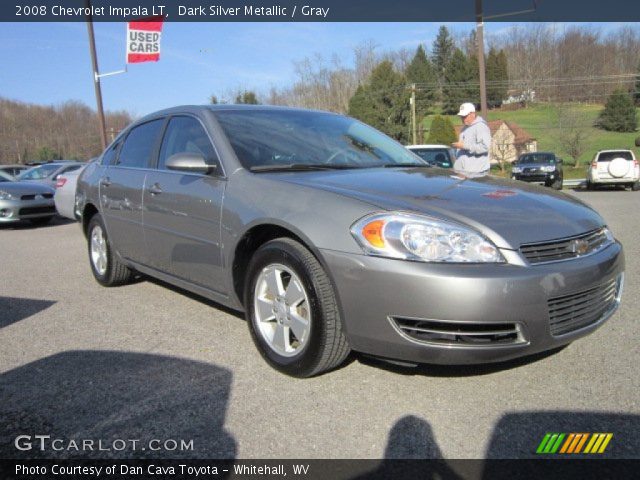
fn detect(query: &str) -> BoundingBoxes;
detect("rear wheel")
[87,213,134,287]
[631,182,640,191]
[245,238,350,377]
[585,180,595,191]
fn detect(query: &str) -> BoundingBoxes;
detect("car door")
[99,118,165,264]
[143,115,227,293]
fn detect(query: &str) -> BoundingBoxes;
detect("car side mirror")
[165,153,216,174]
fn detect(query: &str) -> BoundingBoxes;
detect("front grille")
[20,193,53,200]
[548,276,622,336]
[18,206,55,216]
[523,167,540,174]
[520,229,610,264]
[390,317,525,346]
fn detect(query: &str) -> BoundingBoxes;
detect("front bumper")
[0,198,56,223]
[512,173,557,184]
[321,242,624,365]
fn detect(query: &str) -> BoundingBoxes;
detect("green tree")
[348,61,410,143]
[36,146,62,161]
[432,26,454,83]
[442,48,477,114]
[597,89,637,132]
[486,48,509,108]
[634,61,640,106]
[405,45,437,120]
[426,115,457,145]
[235,90,259,104]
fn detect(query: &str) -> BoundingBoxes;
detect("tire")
[551,178,563,190]
[244,238,350,377]
[29,216,53,226]
[631,182,640,191]
[87,213,134,287]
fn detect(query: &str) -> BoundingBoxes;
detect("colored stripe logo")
[536,433,613,454]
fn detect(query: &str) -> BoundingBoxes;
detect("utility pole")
[85,0,107,150]
[410,83,417,145]
[475,0,488,119]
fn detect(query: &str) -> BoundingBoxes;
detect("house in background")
[455,120,537,165]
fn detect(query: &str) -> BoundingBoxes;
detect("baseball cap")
[457,103,476,116]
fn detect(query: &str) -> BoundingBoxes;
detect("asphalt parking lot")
[1,189,638,461]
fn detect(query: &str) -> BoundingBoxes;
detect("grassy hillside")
[422,103,640,178]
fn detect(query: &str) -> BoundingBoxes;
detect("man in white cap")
[451,102,492,176]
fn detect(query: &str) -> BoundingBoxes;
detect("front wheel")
[245,238,350,377]
[551,178,563,190]
[87,213,134,287]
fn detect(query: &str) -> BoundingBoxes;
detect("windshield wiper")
[249,163,360,172]
[382,163,431,168]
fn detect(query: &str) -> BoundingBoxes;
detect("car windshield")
[597,151,633,162]
[19,164,60,180]
[518,154,555,164]
[410,148,453,167]
[213,110,426,170]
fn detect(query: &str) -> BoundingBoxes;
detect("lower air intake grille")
[18,206,56,216]
[548,276,622,336]
[390,317,525,346]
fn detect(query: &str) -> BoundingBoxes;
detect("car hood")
[0,181,55,195]
[275,168,604,249]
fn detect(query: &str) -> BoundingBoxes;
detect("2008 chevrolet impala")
[76,106,624,377]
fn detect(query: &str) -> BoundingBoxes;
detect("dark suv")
[511,152,563,190]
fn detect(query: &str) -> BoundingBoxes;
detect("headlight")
[0,190,14,200]
[511,166,522,173]
[351,212,504,263]
[603,227,615,243]
[541,166,556,172]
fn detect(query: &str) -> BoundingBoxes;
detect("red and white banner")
[126,16,164,64]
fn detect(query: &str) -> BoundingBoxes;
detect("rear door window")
[116,119,165,169]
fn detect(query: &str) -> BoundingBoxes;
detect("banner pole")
[85,0,107,150]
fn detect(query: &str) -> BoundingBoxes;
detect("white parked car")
[54,168,85,220]
[587,150,640,190]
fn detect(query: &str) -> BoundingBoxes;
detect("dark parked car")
[511,152,563,189]
[76,106,624,377]
[0,171,56,225]
[18,161,84,189]
[0,164,29,179]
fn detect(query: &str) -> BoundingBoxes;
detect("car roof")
[596,149,633,153]
[406,144,451,149]
[135,104,342,124]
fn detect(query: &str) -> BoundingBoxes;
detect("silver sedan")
[0,171,56,225]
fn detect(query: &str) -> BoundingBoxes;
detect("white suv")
[587,150,640,191]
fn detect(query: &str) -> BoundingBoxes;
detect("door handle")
[148,184,163,195]
[99,177,112,187]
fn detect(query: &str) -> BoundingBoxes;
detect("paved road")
[0,189,638,462]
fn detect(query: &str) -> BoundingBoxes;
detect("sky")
[0,21,635,117]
